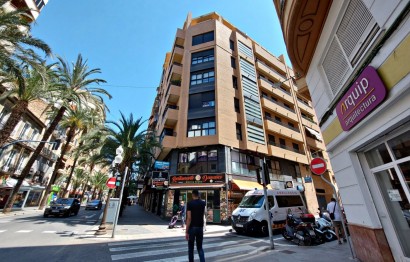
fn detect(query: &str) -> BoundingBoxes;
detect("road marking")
[111,240,241,260]
[138,245,254,262]
[86,221,95,224]
[0,220,11,223]
[16,230,33,233]
[85,214,96,219]
[0,230,7,233]
[42,231,57,233]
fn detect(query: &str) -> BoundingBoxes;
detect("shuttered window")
[238,41,254,59]
[322,0,379,96]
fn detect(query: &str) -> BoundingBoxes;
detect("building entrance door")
[363,129,410,259]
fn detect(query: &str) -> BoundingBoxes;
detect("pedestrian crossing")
[108,234,269,261]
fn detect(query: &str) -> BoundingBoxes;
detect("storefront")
[165,173,228,223]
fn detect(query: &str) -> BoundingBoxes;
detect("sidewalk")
[93,204,231,240]
[0,206,43,217]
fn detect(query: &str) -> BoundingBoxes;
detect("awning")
[5,178,30,187]
[231,179,271,191]
[169,184,225,189]
[305,126,322,141]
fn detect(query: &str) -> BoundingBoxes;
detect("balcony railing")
[259,76,291,96]
[268,141,305,155]
[302,115,317,125]
[265,116,300,133]
[262,95,295,114]
[297,97,312,108]
[256,59,287,79]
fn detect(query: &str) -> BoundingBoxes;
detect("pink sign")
[336,66,387,131]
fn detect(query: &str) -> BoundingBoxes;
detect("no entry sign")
[106,177,116,189]
[310,157,327,175]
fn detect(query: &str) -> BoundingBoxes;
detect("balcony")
[301,115,318,129]
[264,117,303,142]
[255,60,289,87]
[253,44,287,73]
[261,96,297,120]
[306,136,325,150]
[175,28,185,46]
[41,147,58,161]
[170,45,184,64]
[259,77,294,104]
[166,62,182,84]
[162,106,179,127]
[267,143,308,165]
[165,82,181,104]
[297,99,315,115]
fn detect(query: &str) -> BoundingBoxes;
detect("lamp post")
[95,146,123,235]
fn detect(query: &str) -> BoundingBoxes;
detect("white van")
[231,189,306,236]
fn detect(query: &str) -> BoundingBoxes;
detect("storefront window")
[388,130,410,160]
[365,143,392,168]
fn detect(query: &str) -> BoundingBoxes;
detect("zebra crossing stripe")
[144,245,256,262]
[108,237,183,247]
[111,240,239,260]
[16,230,33,233]
[42,231,57,234]
[0,230,6,233]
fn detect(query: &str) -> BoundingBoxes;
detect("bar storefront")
[165,173,229,224]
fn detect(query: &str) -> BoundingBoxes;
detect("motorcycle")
[315,209,337,242]
[282,208,318,246]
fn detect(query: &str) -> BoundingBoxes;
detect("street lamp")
[95,146,123,235]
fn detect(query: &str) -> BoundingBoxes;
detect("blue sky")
[32,0,289,128]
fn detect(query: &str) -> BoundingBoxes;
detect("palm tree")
[90,171,108,200]
[70,168,86,198]
[2,54,110,214]
[0,0,52,93]
[38,105,102,209]
[0,63,56,147]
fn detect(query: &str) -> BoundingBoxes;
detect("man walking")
[179,201,186,228]
[327,197,346,244]
[185,189,206,262]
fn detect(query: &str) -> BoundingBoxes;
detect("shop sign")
[152,171,168,180]
[304,176,312,183]
[336,66,387,131]
[154,161,170,170]
[152,180,166,189]
[170,173,225,184]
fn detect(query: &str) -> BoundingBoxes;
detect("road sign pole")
[112,166,128,238]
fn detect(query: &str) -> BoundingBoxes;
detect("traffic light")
[116,175,122,186]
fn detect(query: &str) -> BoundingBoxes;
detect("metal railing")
[302,115,317,125]
[259,76,291,96]
[264,115,300,133]
[262,95,295,113]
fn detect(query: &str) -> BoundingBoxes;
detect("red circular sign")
[310,157,327,175]
[106,177,116,189]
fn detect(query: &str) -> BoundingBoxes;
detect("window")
[190,70,215,86]
[192,31,214,46]
[178,149,218,174]
[192,49,214,65]
[275,116,281,123]
[268,135,275,146]
[231,150,260,176]
[187,118,216,137]
[232,76,238,89]
[288,122,295,128]
[279,138,286,148]
[202,101,215,107]
[265,112,271,118]
[230,39,235,51]
[293,143,300,153]
[19,123,31,139]
[231,57,236,69]
[234,98,240,113]
[236,123,242,141]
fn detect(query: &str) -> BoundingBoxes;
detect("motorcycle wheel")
[282,229,293,240]
[303,235,312,246]
[324,232,335,242]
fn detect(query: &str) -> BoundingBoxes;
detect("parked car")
[43,198,81,218]
[85,199,102,210]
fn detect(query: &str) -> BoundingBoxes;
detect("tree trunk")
[62,156,79,197]
[98,188,103,200]
[38,125,76,210]
[0,100,28,148]
[79,175,90,203]
[91,186,96,200]
[2,106,66,214]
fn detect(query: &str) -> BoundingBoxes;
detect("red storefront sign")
[170,173,225,184]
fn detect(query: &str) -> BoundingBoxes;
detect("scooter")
[315,209,337,242]
[282,208,318,246]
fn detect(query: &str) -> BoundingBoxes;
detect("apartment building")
[4,0,48,21]
[274,0,410,260]
[146,13,336,228]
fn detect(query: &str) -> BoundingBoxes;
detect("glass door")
[374,167,410,257]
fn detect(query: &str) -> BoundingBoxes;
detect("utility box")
[106,198,119,224]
